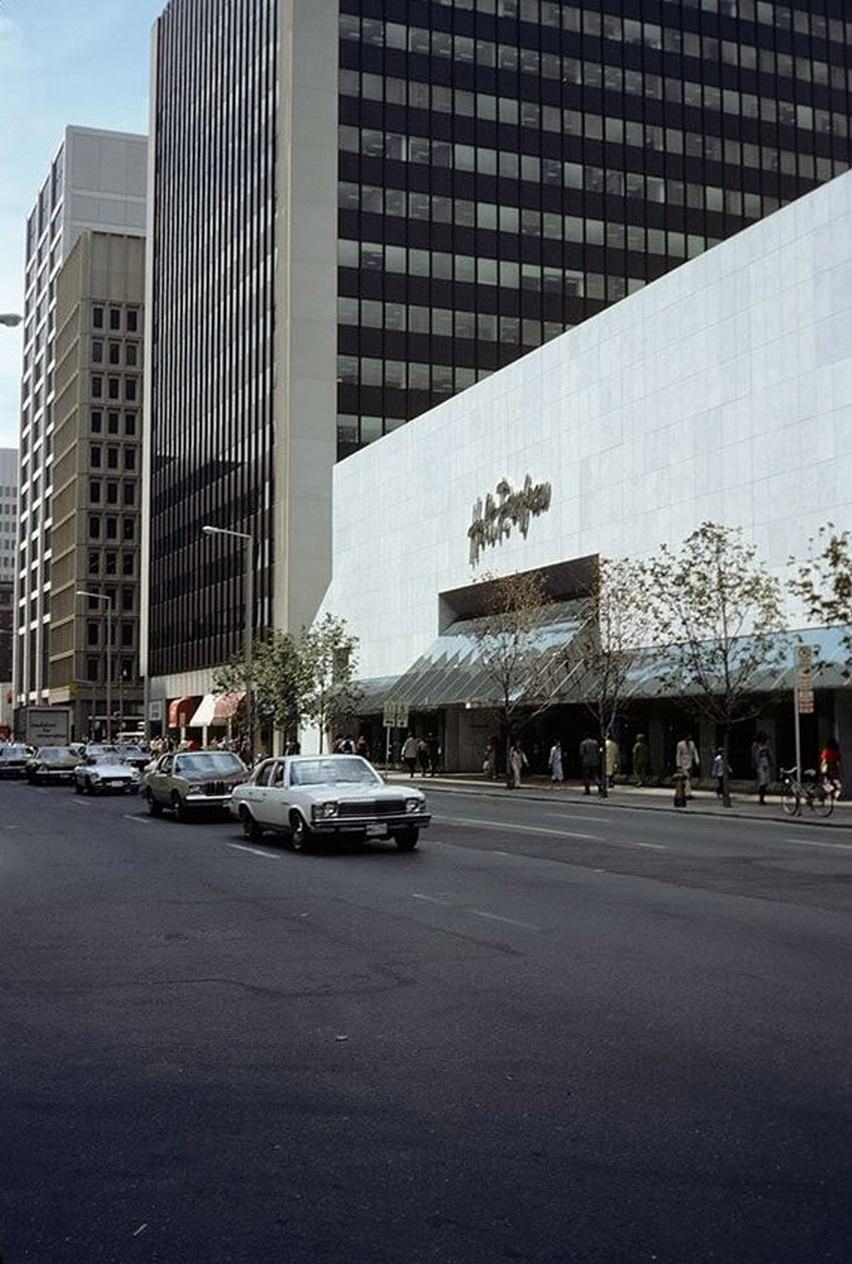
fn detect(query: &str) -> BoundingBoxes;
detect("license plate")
[366,824,385,837]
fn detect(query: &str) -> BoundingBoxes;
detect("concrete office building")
[320,169,852,776]
[0,449,19,688]
[49,232,145,740]
[145,0,852,726]
[15,127,147,719]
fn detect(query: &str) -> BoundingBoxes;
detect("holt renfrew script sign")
[468,475,552,565]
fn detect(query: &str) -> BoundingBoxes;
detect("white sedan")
[230,754,430,852]
[74,754,141,795]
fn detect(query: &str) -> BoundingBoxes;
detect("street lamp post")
[76,590,113,741]
[201,525,254,758]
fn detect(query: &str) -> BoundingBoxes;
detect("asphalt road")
[2,780,852,1264]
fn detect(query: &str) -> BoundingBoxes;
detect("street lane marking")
[469,908,541,931]
[123,814,154,824]
[440,815,601,841]
[227,842,280,859]
[637,842,667,850]
[783,837,852,853]
[412,892,451,905]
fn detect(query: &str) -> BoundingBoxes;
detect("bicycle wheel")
[781,784,800,816]
[811,783,834,819]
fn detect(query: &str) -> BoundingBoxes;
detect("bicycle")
[778,765,837,818]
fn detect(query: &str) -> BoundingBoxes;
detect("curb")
[387,776,852,831]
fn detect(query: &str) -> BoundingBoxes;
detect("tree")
[645,522,787,807]
[791,523,852,675]
[213,630,307,743]
[573,557,653,797]
[468,570,553,787]
[298,614,362,753]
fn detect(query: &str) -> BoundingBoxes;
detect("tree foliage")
[470,570,557,785]
[573,557,653,792]
[791,523,852,672]
[212,615,361,749]
[213,630,307,738]
[644,522,786,805]
[297,614,362,752]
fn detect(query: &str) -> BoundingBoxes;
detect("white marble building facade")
[322,170,852,768]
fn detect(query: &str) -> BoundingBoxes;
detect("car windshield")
[2,747,28,758]
[86,745,118,756]
[174,753,243,775]
[38,748,73,761]
[289,757,381,787]
[89,755,126,766]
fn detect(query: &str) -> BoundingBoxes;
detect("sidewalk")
[385,770,852,828]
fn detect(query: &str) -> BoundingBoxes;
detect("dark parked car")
[142,750,248,820]
[116,745,153,773]
[0,745,32,778]
[26,746,79,784]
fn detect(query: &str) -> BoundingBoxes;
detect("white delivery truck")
[21,706,72,747]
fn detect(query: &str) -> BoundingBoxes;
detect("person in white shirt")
[401,733,418,777]
[675,734,700,797]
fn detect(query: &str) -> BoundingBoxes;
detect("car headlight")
[89,772,100,781]
[312,801,338,820]
[405,798,424,813]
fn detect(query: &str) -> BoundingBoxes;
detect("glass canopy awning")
[354,620,851,716]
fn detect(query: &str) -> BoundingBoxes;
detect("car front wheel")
[289,811,312,853]
[145,789,162,817]
[393,827,420,851]
[171,791,188,822]
[74,780,83,795]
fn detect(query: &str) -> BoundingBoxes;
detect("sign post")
[383,702,410,767]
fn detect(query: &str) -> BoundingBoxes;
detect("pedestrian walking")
[508,740,527,789]
[753,732,774,804]
[632,734,650,786]
[482,736,498,780]
[427,732,440,776]
[820,736,843,799]
[548,739,564,784]
[711,747,731,799]
[417,737,430,776]
[579,734,600,795]
[356,734,369,759]
[675,733,700,798]
[605,735,620,789]
[401,733,418,777]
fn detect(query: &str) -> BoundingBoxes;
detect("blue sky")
[0,0,165,449]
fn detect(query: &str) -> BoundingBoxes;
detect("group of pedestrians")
[401,732,441,777]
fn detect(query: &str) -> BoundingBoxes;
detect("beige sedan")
[142,750,248,820]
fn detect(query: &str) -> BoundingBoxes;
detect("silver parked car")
[0,744,33,778]
[74,754,141,795]
[142,750,248,820]
[230,754,431,851]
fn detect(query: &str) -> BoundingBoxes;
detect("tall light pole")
[201,525,254,758]
[76,590,113,740]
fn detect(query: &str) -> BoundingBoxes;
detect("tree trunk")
[721,724,732,808]
[504,724,513,790]
[598,725,608,798]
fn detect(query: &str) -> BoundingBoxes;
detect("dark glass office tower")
[146,0,852,706]
[336,0,852,452]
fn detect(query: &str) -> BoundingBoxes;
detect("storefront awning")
[356,617,852,716]
[188,692,245,728]
[377,600,587,713]
[168,696,200,729]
